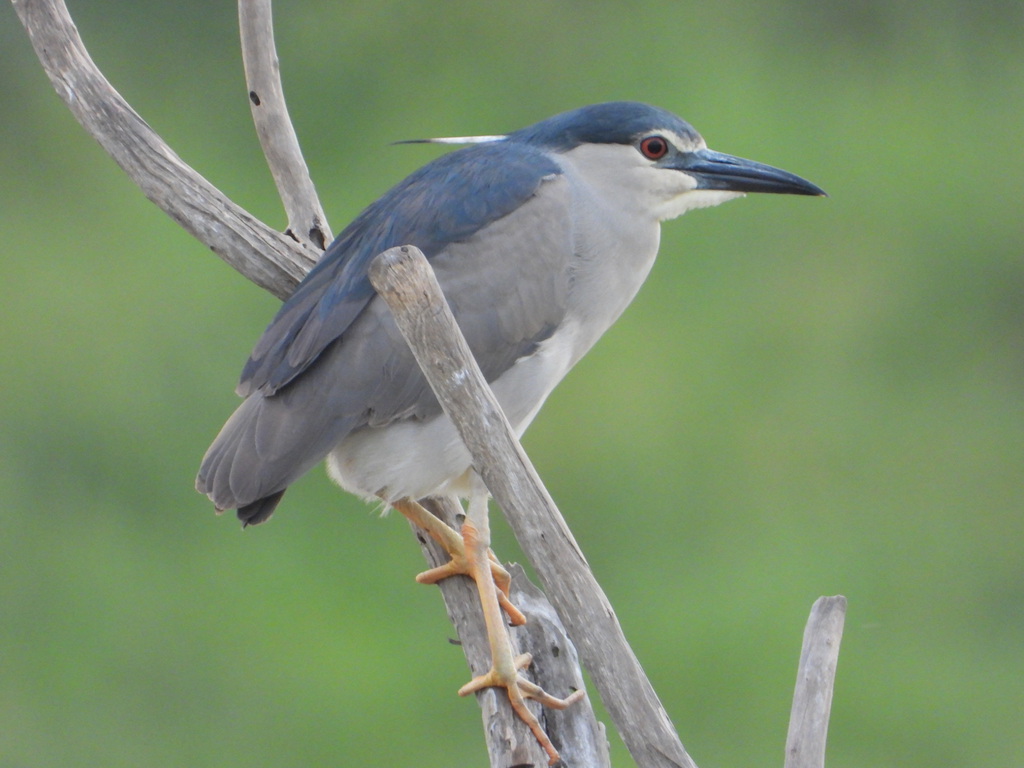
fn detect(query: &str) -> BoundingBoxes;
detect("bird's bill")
[674,148,826,196]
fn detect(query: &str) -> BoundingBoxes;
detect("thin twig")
[12,0,315,300]
[238,0,332,250]
[368,245,696,768]
[784,595,846,768]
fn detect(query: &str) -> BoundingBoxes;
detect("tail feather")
[196,390,350,526]
[237,490,287,527]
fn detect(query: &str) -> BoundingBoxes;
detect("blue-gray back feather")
[238,141,562,397]
[197,140,572,519]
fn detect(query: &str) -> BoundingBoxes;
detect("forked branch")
[12,0,315,300]
[369,246,846,768]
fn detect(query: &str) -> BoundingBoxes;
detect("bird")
[196,101,824,763]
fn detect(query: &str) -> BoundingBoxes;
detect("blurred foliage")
[2,1,1022,766]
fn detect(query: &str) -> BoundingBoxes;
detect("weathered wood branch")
[784,596,846,768]
[368,246,696,768]
[238,0,332,250]
[12,0,315,300]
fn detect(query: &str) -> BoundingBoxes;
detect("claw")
[396,498,527,625]
[459,653,584,765]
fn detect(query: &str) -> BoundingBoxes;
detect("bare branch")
[413,497,610,768]
[12,0,316,300]
[369,245,696,768]
[238,0,332,250]
[785,595,846,768]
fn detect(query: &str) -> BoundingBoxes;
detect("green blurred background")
[2,1,1022,766]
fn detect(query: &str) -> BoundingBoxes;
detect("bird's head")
[509,102,827,221]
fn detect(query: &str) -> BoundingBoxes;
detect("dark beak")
[673,148,827,197]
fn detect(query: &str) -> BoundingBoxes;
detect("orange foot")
[392,497,584,764]
[392,497,525,625]
[459,650,585,765]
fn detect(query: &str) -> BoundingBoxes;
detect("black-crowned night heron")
[197,101,824,763]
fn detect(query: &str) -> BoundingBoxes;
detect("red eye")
[639,135,670,160]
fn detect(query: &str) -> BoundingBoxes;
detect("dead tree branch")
[785,596,846,768]
[239,0,332,249]
[368,246,848,768]
[11,0,585,763]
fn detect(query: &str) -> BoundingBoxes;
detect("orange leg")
[391,497,525,625]
[394,494,584,765]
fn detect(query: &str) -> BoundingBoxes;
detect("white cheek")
[654,189,745,221]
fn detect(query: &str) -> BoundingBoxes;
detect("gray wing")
[236,141,564,398]
[196,172,574,524]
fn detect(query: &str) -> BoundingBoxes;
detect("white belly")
[326,320,581,502]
